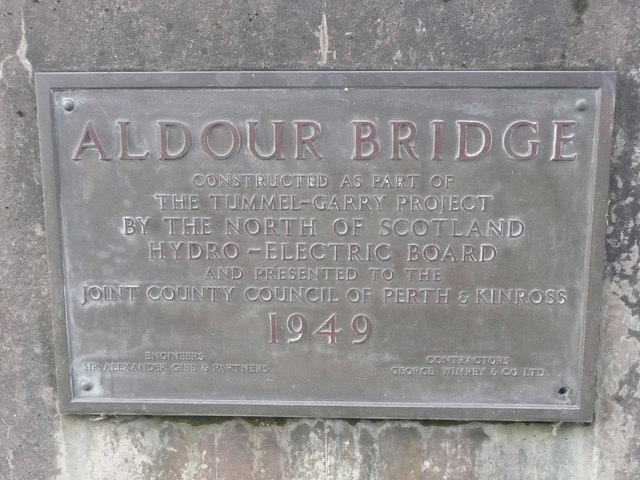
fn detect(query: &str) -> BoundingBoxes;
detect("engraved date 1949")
[268,313,373,345]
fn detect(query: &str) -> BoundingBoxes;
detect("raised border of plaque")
[36,71,615,421]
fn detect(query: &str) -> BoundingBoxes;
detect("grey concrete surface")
[1,0,639,478]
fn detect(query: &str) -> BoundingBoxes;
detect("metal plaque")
[36,71,615,421]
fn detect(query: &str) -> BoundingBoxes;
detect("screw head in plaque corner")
[80,379,93,391]
[61,98,75,112]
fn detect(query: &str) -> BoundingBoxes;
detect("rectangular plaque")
[37,71,615,421]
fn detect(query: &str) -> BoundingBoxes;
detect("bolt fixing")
[62,98,75,112]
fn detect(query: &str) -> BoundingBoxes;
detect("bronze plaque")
[36,71,615,420]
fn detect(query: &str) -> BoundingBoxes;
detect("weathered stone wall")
[1,0,639,478]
